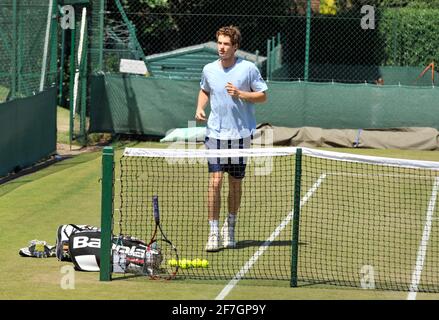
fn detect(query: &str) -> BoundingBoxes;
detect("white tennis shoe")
[205,232,221,252]
[221,219,236,248]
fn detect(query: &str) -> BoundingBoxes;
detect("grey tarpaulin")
[252,124,439,150]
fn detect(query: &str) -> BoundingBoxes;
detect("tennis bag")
[56,224,100,261]
[68,229,103,271]
[68,230,160,274]
[113,237,163,275]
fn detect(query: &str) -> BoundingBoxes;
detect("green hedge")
[379,7,439,66]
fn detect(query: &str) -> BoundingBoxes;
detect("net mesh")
[117,147,296,281]
[114,147,439,292]
[299,155,439,292]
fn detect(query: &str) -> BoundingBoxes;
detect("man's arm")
[238,90,267,103]
[195,89,209,122]
[225,82,267,103]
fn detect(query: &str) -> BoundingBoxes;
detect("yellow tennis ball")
[201,259,209,268]
[192,258,202,268]
[168,259,177,267]
[179,259,188,269]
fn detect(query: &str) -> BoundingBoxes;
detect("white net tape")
[123,147,439,171]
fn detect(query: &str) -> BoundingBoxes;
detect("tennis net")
[106,146,439,292]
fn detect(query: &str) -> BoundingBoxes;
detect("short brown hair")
[216,25,241,48]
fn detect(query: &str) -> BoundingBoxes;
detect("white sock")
[209,220,219,234]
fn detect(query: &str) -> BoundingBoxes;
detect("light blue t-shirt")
[200,58,268,140]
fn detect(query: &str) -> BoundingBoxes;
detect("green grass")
[1,142,439,299]
[0,85,9,103]
[56,106,71,145]
[298,157,439,291]
[56,106,110,146]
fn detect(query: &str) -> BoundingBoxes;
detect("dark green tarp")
[0,87,57,177]
[89,74,439,136]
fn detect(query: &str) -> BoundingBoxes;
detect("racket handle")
[152,195,160,224]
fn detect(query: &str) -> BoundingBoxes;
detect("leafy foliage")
[100,0,439,76]
[379,7,439,66]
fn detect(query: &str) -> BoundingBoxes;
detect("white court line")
[329,172,435,180]
[407,177,439,300]
[215,174,327,300]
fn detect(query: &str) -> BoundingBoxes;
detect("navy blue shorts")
[204,136,251,179]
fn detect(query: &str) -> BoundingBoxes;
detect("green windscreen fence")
[89,74,439,136]
[0,1,58,178]
[0,87,57,177]
[89,74,198,136]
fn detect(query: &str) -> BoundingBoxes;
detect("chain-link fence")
[0,0,58,177]
[88,0,439,86]
[0,0,58,103]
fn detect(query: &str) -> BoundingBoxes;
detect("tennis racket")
[145,195,179,280]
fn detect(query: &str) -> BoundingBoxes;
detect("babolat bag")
[112,236,161,275]
[55,224,99,261]
[68,231,158,274]
[69,229,102,271]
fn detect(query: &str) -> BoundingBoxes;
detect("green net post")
[304,0,311,81]
[49,1,59,87]
[392,11,399,66]
[59,28,66,105]
[69,25,76,149]
[291,148,302,287]
[17,8,22,95]
[100,146,114,281]
[11,0,17,100]
[271,36,275,75]
[97,0,105,71]
[79,52,88,146]
[266,39,271,81]
[276,32,281,70]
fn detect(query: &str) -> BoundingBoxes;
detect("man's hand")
[195,108,207,122]
[225,82,241,98]
[195,89,209,122]
[226,82,267,103]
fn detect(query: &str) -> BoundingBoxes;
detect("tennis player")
[195,25,268,252]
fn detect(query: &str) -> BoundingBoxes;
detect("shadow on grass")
[111,273,186,282]
[234,240,308,249]
[0,152,102,197]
